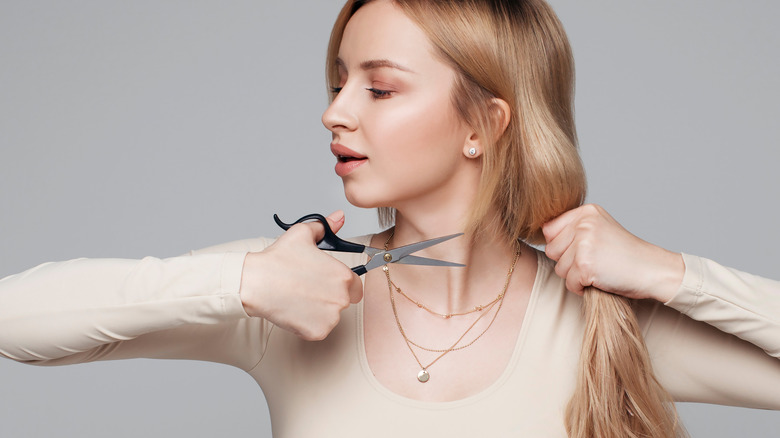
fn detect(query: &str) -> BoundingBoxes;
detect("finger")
[299,210,345,243]
[347,272,364,304]
[544,220,576,261]
[564,265,586,296]
[552,243,574,282]
[326,210,346,233]
[542,206,581,244]
[305,220,326,242]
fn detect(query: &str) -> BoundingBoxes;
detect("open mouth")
[331,143,367,162]
[337,154,366,163]
[331,143,368,177]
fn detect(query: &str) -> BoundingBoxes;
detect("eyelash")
[328,86,393,99]
[366,87,393,99]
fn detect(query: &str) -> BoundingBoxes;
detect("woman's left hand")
[542,204,685,302]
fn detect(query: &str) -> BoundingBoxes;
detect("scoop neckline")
[354,244,546,409]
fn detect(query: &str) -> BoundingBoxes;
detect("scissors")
[274,213,465,276]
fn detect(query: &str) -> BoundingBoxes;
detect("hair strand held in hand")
[566,287,688,438]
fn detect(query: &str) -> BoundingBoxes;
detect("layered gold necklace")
[382,233,520,383]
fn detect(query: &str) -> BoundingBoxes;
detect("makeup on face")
[322,0,474,210]
[331,142,368,177]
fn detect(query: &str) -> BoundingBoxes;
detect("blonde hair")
[327,1,685,436]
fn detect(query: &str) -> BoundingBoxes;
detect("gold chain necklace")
[387,277,504,319]
[386,268,504,353]
[382,231,520,383]
[382,232,505,319]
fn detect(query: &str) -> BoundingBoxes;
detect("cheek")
[341,82,467,208]
[369,95,463,173]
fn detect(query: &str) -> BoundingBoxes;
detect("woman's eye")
[366,87,393,99]
[330,86,343,94]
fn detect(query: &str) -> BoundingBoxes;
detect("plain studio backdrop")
[1,1,778,436]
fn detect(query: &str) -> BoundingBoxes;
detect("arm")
[0,211,362,370]
[667,254,780,358]
[544,204,780,407]
[0,249,265,370]
[640,254,780,407]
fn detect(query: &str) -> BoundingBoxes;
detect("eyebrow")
[336,57,415,73]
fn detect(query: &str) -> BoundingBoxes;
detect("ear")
[462,98,511,159]
[463,132,482,158]
[490,98,511,140]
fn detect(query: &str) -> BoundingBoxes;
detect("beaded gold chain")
[387,277,505,319]
[383,231,506,319]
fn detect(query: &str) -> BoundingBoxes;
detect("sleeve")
[639,253,780,408]
[0,237,276,371]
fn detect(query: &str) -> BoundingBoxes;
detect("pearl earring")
[468,147,477,156]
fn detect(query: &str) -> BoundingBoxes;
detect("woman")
[1,0,778,437]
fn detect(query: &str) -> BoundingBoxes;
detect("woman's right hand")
[238,211,363,341]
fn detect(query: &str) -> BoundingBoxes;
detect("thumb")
[304,210,346,243]
[294,210,346,244]
[325,210,346,234]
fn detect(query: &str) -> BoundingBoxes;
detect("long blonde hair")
[327,1,685,436]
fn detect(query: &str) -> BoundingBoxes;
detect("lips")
[331,143,367,177]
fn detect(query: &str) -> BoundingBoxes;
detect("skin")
[321,2,477,214]
[239,210,362,341]
[543,204,684,303]
[240,0,685,401]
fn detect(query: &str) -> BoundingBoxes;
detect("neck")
[382,205,518,313]
[371,157,524,311]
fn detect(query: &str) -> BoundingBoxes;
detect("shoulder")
[526,249,584,321]
[534,249,569,298]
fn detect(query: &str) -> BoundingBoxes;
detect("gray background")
[0,0,777,436]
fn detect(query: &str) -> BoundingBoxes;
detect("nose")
[322,89,358,134]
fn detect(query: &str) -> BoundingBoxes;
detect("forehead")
[338,0,437,70]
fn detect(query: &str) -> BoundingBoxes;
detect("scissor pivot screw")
[383,253,393,262]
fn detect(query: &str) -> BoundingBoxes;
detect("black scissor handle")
[273,213,366,254]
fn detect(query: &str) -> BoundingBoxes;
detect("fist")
[543,204,684,302]
[239,211,363,340]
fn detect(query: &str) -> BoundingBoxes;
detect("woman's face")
[322,0,476,211]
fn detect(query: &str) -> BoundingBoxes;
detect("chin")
[343,190,380,209]
[342,183,390,210]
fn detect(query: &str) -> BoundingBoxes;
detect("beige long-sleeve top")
[1,235,779,437]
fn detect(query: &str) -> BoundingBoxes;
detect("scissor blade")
[361,233,464,273]
[394,254,465,268]
[387,233,463,259]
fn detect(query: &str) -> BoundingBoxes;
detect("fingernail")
[329,210,345,223]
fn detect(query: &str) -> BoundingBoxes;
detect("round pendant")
[417,369,430,383]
